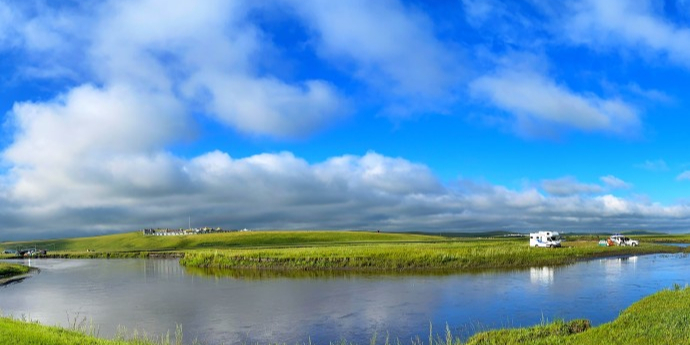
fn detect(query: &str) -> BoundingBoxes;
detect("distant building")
[142,227,232,236]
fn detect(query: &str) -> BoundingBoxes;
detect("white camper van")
[530,231,562,248]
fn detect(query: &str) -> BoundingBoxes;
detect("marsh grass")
[0,263,30,279]
[179,240,679,272]
[2,231,684,271]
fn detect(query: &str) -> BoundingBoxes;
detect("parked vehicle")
[610,234,639,246]
[3,249,17,255]
[530,231,562,248]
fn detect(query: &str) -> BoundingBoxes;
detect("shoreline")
[2,231,687,274]
[177,242,682,272]
[6,243,681,274]
[0,263,35,286]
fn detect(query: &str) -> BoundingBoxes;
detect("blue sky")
[2,0,690,240]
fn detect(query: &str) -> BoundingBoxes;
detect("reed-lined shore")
[3,231,686,272]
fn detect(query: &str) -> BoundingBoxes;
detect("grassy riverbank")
[0,317,181,345]
[0,263,29,279]
[2,287,690,345]
[465,285,690,344]
[2,231,685,272]
[179,240,679,271]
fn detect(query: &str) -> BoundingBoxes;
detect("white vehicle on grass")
[530,231,562,248]
[610,234,639,246]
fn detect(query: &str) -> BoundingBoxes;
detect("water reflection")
[146,259,185,278]
[183,266,467,280]
[600,256,637,283]
[1,254,688,345]
[529,267,554,286]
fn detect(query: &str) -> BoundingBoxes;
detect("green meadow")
[179,239,679,271]
[2,231,685,271]
[2,231,442,253]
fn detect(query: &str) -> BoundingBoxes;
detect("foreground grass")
[466,286,690,345]
[0,263,30,279]
[2,287,690,345]
[0,317,187,345]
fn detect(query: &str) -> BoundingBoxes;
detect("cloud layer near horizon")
[1,0,690,240]
[2,84,689,240]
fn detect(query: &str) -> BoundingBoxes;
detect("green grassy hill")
[1,230,445,253]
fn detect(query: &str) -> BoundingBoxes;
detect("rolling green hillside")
[1,230,445,253]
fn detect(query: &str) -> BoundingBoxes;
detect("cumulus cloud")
[636,159,669,171]
[563,0,690,68]
[461,0,546,49]
[3,0,690,241]
[284,0,462,108]
[470,68,640,137]
[2,84,191,206]
[600,175,632,189]
[541,176,603,196]
[2,87,690,241]
[1,0,346,138]
[677,171,690,181]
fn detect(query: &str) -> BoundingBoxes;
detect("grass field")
[1,230,443,253]
[0,263,30,279]
[179,239,679,271]
[2,231,685,272]
[2,286,690,345]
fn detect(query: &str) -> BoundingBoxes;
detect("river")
[1,253,689,344]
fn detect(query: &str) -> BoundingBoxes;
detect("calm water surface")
[1,254,689,344]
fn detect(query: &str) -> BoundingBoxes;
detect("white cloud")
[626,83,673,103]
[0,2,21,48]
[0,81,684,237]
[564,0,690,68]
[3,121,690,238]
[3,0,690,240]
[97,0,348,138]
[600,175,632,189]
[636,159,669,171]
[285,0,462,100]
[677,171,690,181]
[2,84,191,205]
[541,176,603,196]
[471,68,640,136]
[596,194,631,215]
[1,0,347,138]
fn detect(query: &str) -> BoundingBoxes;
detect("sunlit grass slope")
[466,286,690,345]
[1,231,444,253]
